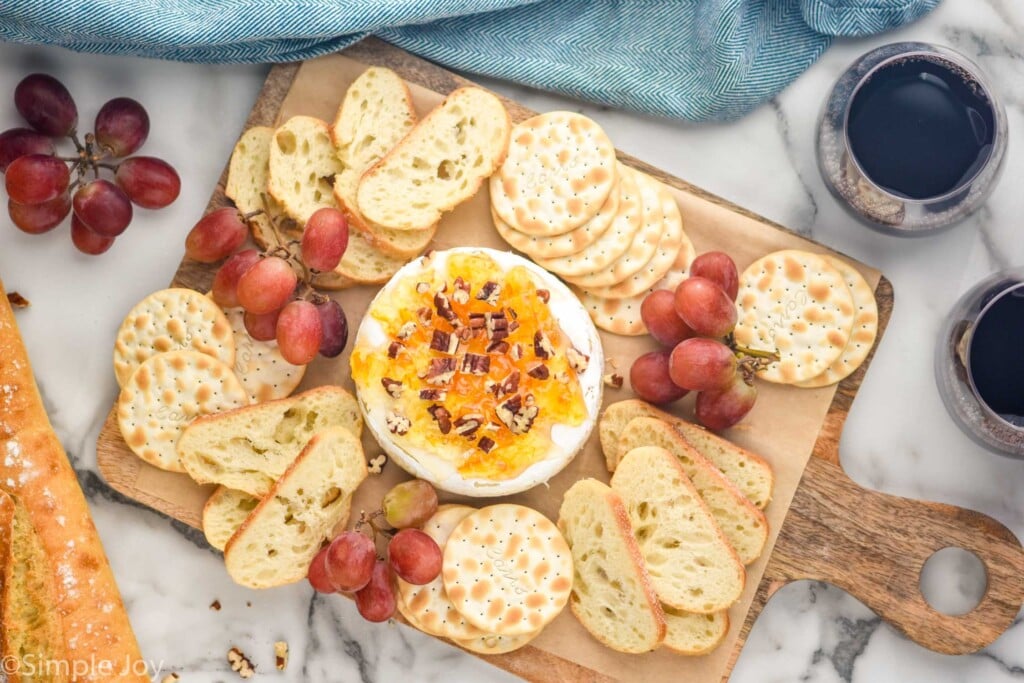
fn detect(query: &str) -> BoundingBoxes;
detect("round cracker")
[223,307,306,402]
[734,250,855,384]
[397,505,489,640]
[453,629,540,655]
[117,350,249,472]
[577,257,689,336]
[533,165,643,278]
[491,112,616,236]
[443,505,572,636]
[491,176,620,259]
[794,256,878,388]
[114,288,235,388]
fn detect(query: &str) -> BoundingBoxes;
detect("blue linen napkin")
[0,0,940,121]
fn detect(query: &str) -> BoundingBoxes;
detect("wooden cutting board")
[96,37,1024,682]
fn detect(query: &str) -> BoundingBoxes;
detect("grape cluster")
[631,251,775,431]
[0,74,180,254]
[189,206,350,365]
[308,480,443,623]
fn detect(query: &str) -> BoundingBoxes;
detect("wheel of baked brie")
[350,247,603,496]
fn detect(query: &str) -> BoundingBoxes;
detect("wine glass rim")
[965,280,1024,434]
[841,47,1001,206]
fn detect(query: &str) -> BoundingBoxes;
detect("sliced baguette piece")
[225,126,295,252]
[600,399,774,509]
[178,385,363,497]
[611,446,745,613]
[356,87,510,231]
[618,417,768,565]
[330,66,417,232]
[202,487,261,552]
[558,479,665,653]
[0,491,68,682]
[312,228,408,289]
[662,607,729,655]
[357,221,436,260]
[224,427,366,589]
[267,115,345,225]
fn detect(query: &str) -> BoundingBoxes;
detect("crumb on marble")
[227,647,255,679]
[160,673,180,683]
[210,599,221,611]
[6,292,29,308]
[274,641,289,671]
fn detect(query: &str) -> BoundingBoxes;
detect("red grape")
[629,349,689,405]
[382,480,438,530]
[673,277,737,338]
[307,545,337,594]
[14,74,77,137]
[689,251,739,301]
[184,207,247,263]
[302,208,349,271]
[325,531,376,592]
[355,560,397,622]
[8,192,70,234]
[388,528,442,585]
[70,214,115,255]
[276,299,322,365]
[315,299,348,358]
[211,249,260,309]
[237,256,297,315]
[5,154,70,204]
[669,338,737,391]
[115,156,180,208]
[695,375,757,431]
[73,179,132,236]
[641,289,694,347]
[0,128,55,172]
[95,97,149,157]
[243,309,281,342]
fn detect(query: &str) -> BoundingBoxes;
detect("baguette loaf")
[618,417,767,564]
[223,426,366,589]
[600,399,774,508]
[0,491,67,682]
[178,385,362,497]
[558,479,665,653]
[0,278,146,681]
[611,446,745,613]
[267,115,345,225]
[202,487,260,552]
[356,87,510,231]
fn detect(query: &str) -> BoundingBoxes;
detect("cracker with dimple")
[223,306,305,403]
[443,504,572,636]
[491,111,617,236]
[795,255,878,388]
[114,288,235,388]
[734,250,855,384]
[117,350,249,472]
[534,165,642,278]
[453,630,540,655]
[492,177,620,259]
[397,504,489,640]
[577,260,688,336]
[580,174,692,297]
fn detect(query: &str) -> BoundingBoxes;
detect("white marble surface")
[1,0,1023,680]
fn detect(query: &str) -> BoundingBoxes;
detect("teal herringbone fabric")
[0,0,940,121]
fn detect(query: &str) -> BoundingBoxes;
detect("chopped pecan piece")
[566,347,590,373]
[507,307,518,320]
[419,388,447,401]
[527,363,550,380]
[485,339,509,354]
[603,372,624,389]
[386,411,411,435]
[457,326,474,342]
[476,281,501,305]
[496,394,539,435]
[468,312,487,330]
[536,289,550,303]
[427,405,452,434]
[368,453,387,474]
[387,341,404,359]
[6,292,29,308]
[434,292,457,323]
[454,413,483,439]
[485,312,509,340]
[430,329,459,354]
[397,321,417,340]
[533,331,555,359]
[425,357,457,385]
[417,306,433,325]
[416,281,431,294]
[461,353,490,375]
[452,276,471,304]
[510,343,524,361]
[508,320,520,334]
[381,377,404,399]
[477,436,497,453]
[490,370,520,397]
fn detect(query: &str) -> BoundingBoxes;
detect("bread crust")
[0,278,146,681]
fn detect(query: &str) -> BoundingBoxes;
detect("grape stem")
[354,510,395,550]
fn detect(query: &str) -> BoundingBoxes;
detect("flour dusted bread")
[267,115,345,225]
[558,479,665,653]
[611,447,745,613]
[224,426,366,589]
[356,86,510,231]
[178,385,362,497]
[0,279,146,681]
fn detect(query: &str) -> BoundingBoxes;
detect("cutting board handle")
[770,456,1024,655]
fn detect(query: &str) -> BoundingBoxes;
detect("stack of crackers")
[489,112,695,336]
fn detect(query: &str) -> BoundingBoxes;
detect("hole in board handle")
[919,547,987,616]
